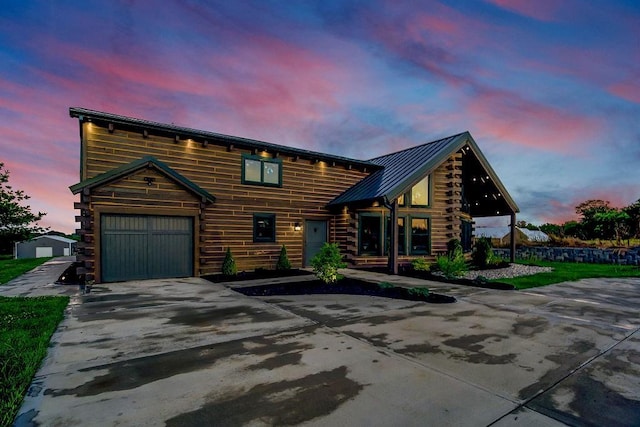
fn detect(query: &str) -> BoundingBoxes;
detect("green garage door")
[101,215,193,282]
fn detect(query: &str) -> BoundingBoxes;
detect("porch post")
[389,198,399,275]
[510,212,516,263]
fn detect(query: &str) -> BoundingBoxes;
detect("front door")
[304,220,327,266]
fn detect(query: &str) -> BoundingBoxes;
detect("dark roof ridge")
[69,107,379,169]
[368,131,468,162]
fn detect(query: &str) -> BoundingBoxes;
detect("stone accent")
[493,246,640,265]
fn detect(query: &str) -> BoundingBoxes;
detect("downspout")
[510,212,517,263]
[383,197,399,275]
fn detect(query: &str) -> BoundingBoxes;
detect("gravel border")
[459,264,553,280]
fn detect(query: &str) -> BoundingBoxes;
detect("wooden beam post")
[388,199,399,275]
[510,212,517,263]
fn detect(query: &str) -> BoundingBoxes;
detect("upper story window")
[396,175,430,207]
[410,176,430,206]
[242,154,282,187]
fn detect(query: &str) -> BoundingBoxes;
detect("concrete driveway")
[11,263,640,426]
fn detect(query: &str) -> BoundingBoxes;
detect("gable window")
[410,217,430,255]
[359,214,382,255]
[242,154,282,187]
[253,213,276,242]
[385,216,406,255]
[410,176,430,206]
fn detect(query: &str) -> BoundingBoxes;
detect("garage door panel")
[101,215,193,282]
[149,233,192,279]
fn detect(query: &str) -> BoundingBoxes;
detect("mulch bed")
[232,277,456,304]
[203,269,313,283]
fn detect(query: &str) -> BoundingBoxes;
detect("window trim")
[241,154,283,187]
[409,215,431,255]
[385,215,407,256]
[253,213,276,243]
[358,213,383,256]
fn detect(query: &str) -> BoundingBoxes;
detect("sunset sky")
[1,0,638,234]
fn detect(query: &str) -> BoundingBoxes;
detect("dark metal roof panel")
[328,133,467,206]
[69,107,379,169]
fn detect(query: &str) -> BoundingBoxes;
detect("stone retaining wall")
[493,246,640,265]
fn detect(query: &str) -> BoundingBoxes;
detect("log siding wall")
[76,122,369,280]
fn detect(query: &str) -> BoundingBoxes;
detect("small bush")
[408,287,430,298]
[276,245,292,270]
[436,254,468,279]
[378,281,395,290]
[411,257,431,272]
[447,239,462,257]
[310,243,346,284]
[472,237,494,269]
[221,247,237,276]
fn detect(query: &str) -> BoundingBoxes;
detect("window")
[410,176,430,206]
[385,216,406,255]
[410,217,430,255]
[253,213,276,242]
[242,154,282,187]
[359,215,381,255]
[397,194,405,206]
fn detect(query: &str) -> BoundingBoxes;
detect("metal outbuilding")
[14,235,77,259]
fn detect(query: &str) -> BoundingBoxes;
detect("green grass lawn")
[496,260,640,289]
[0,296,69,426]
[0,257,53,285]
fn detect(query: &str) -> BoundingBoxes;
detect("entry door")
[304,220,327,266]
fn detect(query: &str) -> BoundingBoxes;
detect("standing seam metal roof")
[328,132,467,206]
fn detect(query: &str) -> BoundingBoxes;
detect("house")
[69,108,519,283]
[476,226,549,246]
[14,235,77,259]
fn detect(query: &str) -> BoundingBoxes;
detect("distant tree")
[516,220,528,228]
[593,210,631,242]
[0,163,48,254]
[540,223,562,236]
[575,200,612,240]
[563,220,582,238]
[623,199,640,239]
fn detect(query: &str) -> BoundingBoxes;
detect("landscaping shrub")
[472,237,494,269]
[411,257,430,272]
[447,239,462,258]
[436,254,468,279]
[378,281,395,290]
[408,287,430,298]
[276,245,292,270]
[310,243,346,284]
[221,247,237,276]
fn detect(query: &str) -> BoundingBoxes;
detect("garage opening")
[101,214,194,282]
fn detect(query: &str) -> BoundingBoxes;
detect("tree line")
[518,199,640,243]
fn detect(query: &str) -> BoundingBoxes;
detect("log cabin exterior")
[69,108,519,283]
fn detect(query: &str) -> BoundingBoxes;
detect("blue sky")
[1,0,638,233]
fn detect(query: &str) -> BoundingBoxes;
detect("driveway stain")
[518,339,596,400]
[45,336,311,397]
[443,334,516,365]
[511,317,548,338]
[168,305,285,327]
[397,342,443,356]
[165,366,364,426]
[528,375,640,427]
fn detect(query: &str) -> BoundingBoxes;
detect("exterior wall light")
[294,222,302,231]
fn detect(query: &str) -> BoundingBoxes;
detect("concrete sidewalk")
[1,256,77,297]
[10,267,640,426]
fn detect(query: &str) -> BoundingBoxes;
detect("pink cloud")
[608,77,640,104]
[466,87,602,152]
[484,0,564,22]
